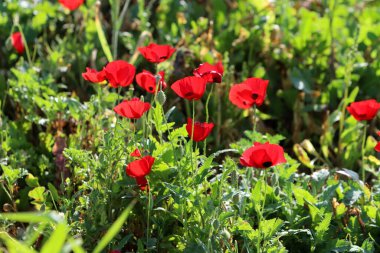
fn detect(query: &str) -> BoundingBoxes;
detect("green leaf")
[92,199,137,253]
[336,203,347,218]
[95,8,113,62]
[293,187,316,206]
[48,183,60,202]
[315,213,332,241]
[0,232,37,253]
[361,238,375,253]
[28,187,46,202]
[261,218,283,240]
[25,174,40,187]
[0,212,64,223]
[40,223,70,253]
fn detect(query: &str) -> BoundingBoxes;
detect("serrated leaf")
[315,213,332,241]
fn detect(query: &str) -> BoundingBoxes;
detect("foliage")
[1,0,380,252]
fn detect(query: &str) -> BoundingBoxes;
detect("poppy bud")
[221,229,231,239]
[157,91,166,105]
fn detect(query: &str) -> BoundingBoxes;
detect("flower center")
[148,86,154,91]
[185,91,193,97]
[262,161,272,168]
[252,93,259,100]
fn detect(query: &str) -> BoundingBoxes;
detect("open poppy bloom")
[193,61,224,83]
[136,70,167,94]
[138,43,176,63]
[375,131,380,152]
[126,156,155,191]
[82,67,106,83]
[59,0,84,10]
[114,98,150,119]
[186,118,214,142]
[347,99,380,121]
[104,60,136,88]
[171,76,207,100]
[240,142,286,169]
[229,78,269,109]
[11,32,25,54]
[375,142,380,152]
[130,148,142,157]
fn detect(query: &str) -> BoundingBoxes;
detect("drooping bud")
[157,90,166,105]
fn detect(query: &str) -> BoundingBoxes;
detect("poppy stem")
[257,170,267,253]
[203,85,214,156]
[191,100,196,173]
[361,123,367,183]
[253,105,257,134]
[15,24,32,66]
[146,181,152,248]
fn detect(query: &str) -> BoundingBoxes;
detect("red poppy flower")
[171,76,207,100]
[375,131,380,152]
[104,60,136,88]
[240,142,286,169]
[375,142,380,152]
[185,118,214,142]
[347,99,380,121]
[114,98,151,119]
[136,70,167,93]
[11,32,25,54]
[138,43,176,63]
[135,176,149,191]
[59,0,84,10]
[229,78,269,109]
[193,61,224,83]
[82,67,106,83]
[130,148,142,157]
[126,156,155,190]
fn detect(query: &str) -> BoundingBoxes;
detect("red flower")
[186,118,214,142]
[114,98,150,119]
[82,67,106,83]
[11,32,25,54]
[136,70,167,94]
[375,131,380,152]
[229,78,269,109]
[171,76,207,100]
[104,60,136,88]
[135,176,149,191]
[347,99,380,121]
[240,142,286,169]
[138,43,176,63]
[375,142,380,152]
[126,156,155,190]
[193,61,224,83]
[130,148,142,157]
[59,0,84,10]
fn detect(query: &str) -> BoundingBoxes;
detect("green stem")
[146,182,151,248]
[361,123,367,183]
[257,170,267,253]
[203,85,214,155]
[15,24,32,65]
[111,0,121,59]
[191,100,195,173]
[253,105,257,134]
